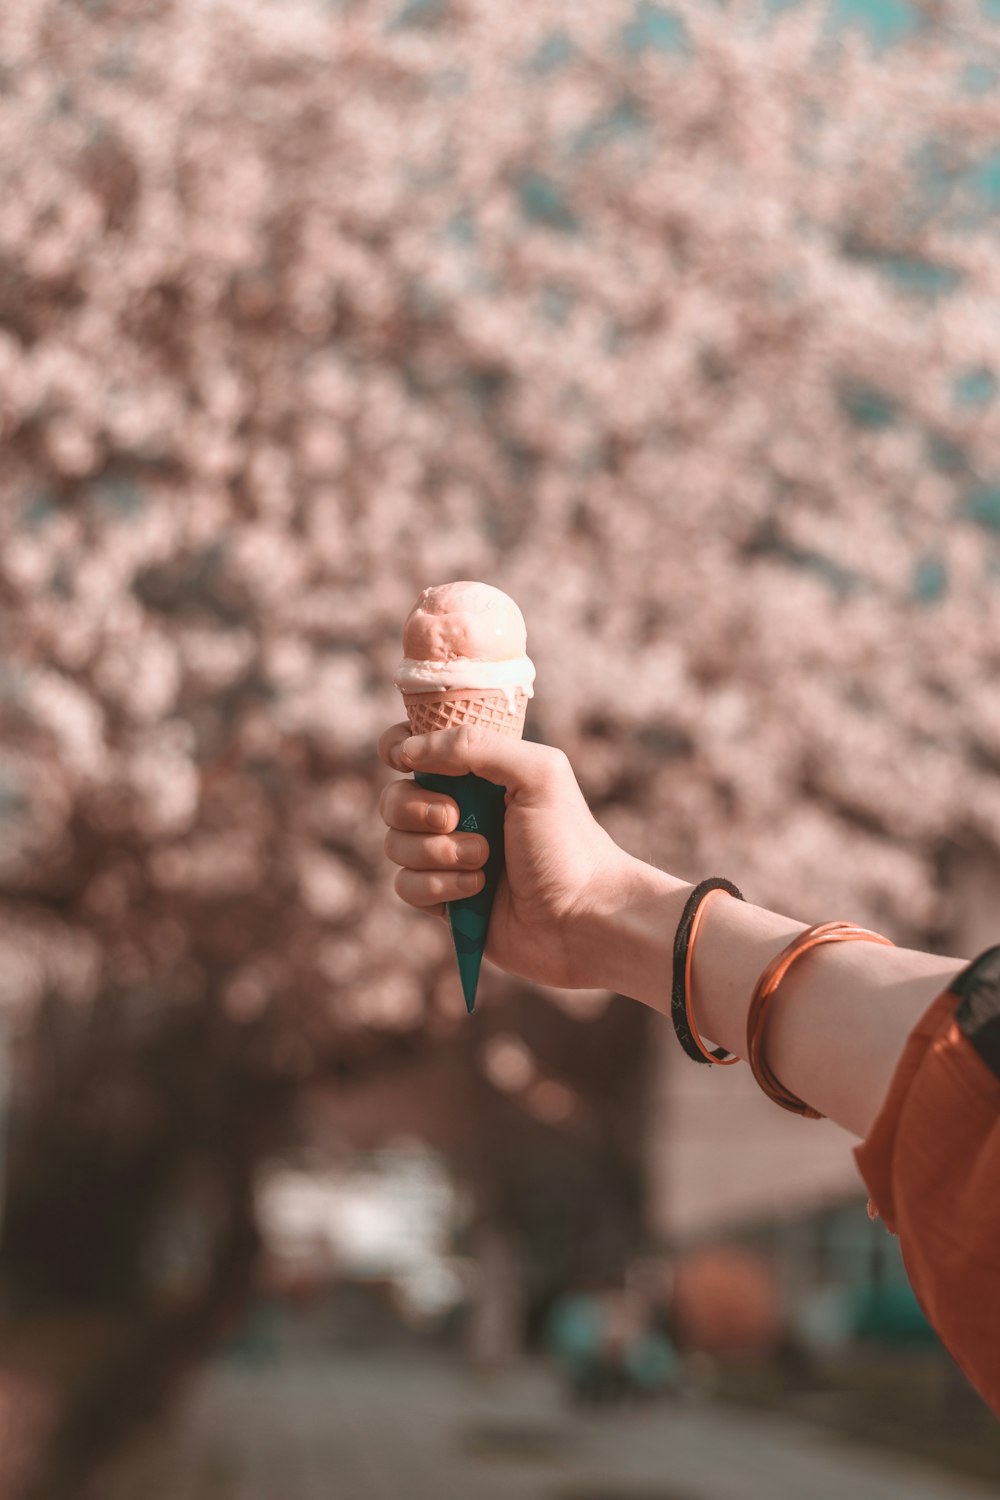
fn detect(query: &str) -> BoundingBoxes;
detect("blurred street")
[103,1351,995,1500]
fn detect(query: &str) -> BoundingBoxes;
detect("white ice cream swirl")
[393,655,535,705]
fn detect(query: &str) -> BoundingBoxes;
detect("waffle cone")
[402,686,528,739]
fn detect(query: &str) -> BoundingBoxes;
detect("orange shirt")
[855,949,1000,1416]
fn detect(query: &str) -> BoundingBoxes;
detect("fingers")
[379,777,459,835]
[384,827,487,910]
[394,866,485,908]
[387,725,569,801]
[379,777,488,910]
[378,722,414,771]
[383,828,488,872]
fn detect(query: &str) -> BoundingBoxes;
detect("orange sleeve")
[854,949,1000,1416]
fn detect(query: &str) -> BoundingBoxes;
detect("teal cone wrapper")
[415,769,506,1013]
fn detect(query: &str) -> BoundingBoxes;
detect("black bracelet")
[671,877,745,1065]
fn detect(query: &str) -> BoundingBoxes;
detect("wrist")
[571,857,806,1066]
[570,854,690,1004]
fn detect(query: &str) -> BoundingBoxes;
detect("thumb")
[396,727,565,799]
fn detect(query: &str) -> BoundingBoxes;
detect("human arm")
[377,724,964,1139]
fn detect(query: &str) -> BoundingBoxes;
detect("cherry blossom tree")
[1,0,999,1487]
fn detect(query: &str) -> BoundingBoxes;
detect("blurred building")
[646,1020,861,1245]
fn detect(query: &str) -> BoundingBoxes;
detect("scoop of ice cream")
[402,581,527,662]
[394,581,535,696]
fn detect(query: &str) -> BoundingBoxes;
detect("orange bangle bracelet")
[746,921,895,1118]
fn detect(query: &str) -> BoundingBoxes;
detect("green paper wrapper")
[415,769,506,1013]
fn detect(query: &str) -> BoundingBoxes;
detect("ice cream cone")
[394,583,535,1015]
[402,687,529,739]
[403,690,527,1014]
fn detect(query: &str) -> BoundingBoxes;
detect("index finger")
[390,725,566,798]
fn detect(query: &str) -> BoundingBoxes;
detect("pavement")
[102,1351,998,1500]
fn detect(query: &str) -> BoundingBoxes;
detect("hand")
[377,725,640,991]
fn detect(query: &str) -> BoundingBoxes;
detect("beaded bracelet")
[746,921,895,1117]
[671,878,745,1065]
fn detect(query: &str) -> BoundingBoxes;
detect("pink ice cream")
[393,582,535,703]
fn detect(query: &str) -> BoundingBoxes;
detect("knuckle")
[394,867,443,907]
[537,744,571,790]
[394,868,420,903]
[546,745,570,776]
[456,724,485,759]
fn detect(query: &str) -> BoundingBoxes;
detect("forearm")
[579,858,965,1138]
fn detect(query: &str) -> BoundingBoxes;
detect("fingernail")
[399,736,423,768]
[458,838,483,865]
[429,803,450,831]
[457,871,482,892]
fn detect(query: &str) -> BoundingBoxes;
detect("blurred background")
[2,0,1000,1495]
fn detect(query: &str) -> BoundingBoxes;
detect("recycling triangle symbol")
[460,813,479,831]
